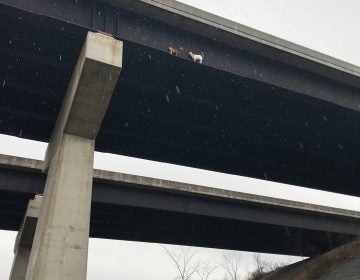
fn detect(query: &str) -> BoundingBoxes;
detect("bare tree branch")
[196,262,217,280]
[162,245,201,280]
[247,253,287,280]
[221,252,243,280]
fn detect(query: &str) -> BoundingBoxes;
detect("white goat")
[189,52,204,64]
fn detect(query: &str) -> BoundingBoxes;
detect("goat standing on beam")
[189,52,204,64]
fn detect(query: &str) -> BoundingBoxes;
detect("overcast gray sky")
[1,1,360,279]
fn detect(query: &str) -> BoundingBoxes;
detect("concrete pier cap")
[44,31,123,170]
[63,31,123,138]
[84,32,123,67]
[25,31,123,280]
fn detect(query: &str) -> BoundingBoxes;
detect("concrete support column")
[25,32,122,280]
[9,195,43,280]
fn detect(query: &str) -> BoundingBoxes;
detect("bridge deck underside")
[1,5,360,197]
[0,166,354,257]
[0,191,348,257]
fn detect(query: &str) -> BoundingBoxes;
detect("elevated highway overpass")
[1,0,360,196]
[1,154,359,257]
[1,0,360,278]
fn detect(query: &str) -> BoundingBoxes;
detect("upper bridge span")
[1,0,360,196]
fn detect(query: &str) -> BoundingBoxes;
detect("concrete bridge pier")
[9,195,42,280]
[23,32,123,280]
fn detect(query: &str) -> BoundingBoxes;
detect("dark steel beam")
[1,0,360,111]
[1,2,360,196]
[0,157,359,256]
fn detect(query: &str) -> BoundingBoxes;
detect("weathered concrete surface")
[9,249,31,280]
[44,31,123,170]
[262,238,360,280]
[9,195,42,280]
[26,135,94,280]
[25,32,122,280]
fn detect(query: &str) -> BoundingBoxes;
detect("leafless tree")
[196,263,217,280]
[247,254,269,280]
[162,245,201,280]
[221,252,243,280]
[247,254,287,280]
